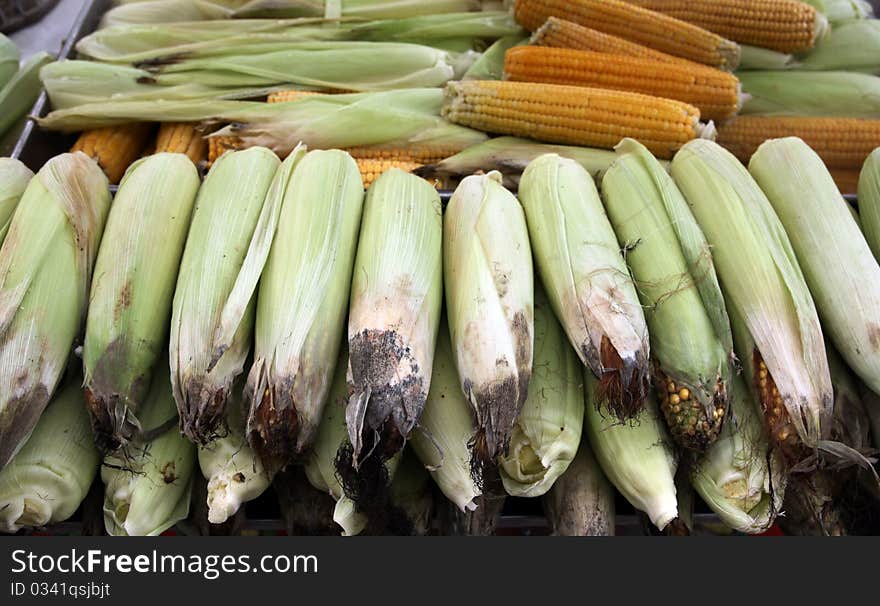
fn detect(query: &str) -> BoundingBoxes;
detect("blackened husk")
[594,335,651,421]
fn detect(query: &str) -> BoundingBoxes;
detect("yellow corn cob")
[442,80,708,160]
[513,0,741,70]
[717,116,880,170]
[266,90,324,103]
[154,122,208,165]
[356,158,423,188]
[504,46,741,122]
[830,169,860,194]
[70,123,153,184]
[207,135,243,165]
[344,145,459,164]
[531,17,691,64]
[623,0,825,53]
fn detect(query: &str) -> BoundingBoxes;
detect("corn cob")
[444,171,533,468]
[246,149,364,472]
[155,122,208,165]
[498,290,584,497]
[345,169,443,467]
[531,17,686,64]
[831,169,861,195]
[504,45,741,122]
[443,80,709,160]
[304,349,367,537]
[356,158,422,188]
[0,158,33,244]
[583,369,679,531]
[859,148,880,261]
[102,364,197,537]
[542,437,615,536]
[670,139,832,460]
[739,70,880,119]
[601,139,734,451]
[518,153,650,420]
[717,116,880,170]
[512,0,741,70]
[170,147,280,444]
[409,326,482,513]
[0,380,100,533]
[197,395,271,525]
[0,153,111,469]
[266,90,326,103]
[623,0,826,54]
[692,375,786,534]
[750,137,880,398]
[70,123,154,184]
[84,153,200,454]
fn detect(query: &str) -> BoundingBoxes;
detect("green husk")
[409,325,481,513]
[0,52,53,139]
[738,45,797,70]
[102,365,197,537]
[518,153,650,420]
[750,137,880,397]
[602,139,734,452]
[692,376,786,534]
[582,370,679,531]
[0,153,111,469]
[802,0,872,24]
[542,437,615,536]
[170,147,280,444]
[84,153,200,453]
[417,136,623,189]
[229,0,481,19]
[101,0,237,27]
[797,21,880,73]
[38,89,489,155]
[0,380,100,533]
[739,70,880,118]
[444,170,533,466]
[0,158,33,244]
[0,34,19,88]
[858,147,880,262]
[345,169,442,465]
[463,35,526,80]
[246,149,363,472]
[498,290,583,497]
[198,395,272,525]
[670,139,832,457]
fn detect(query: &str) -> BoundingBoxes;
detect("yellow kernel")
[670,394,681,405]
[678,388,690,400]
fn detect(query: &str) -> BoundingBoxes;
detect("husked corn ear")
[692,375,786,534]
[670,139,832,459]
[602,139,734,451]
[717,116,880,170]
[542,437,615,536]
[583,369,679,531]
[513,0,741,70]
[266,90,324,103]
[531,17,685,64]
[498,291,584,497]
[155,122,208,164]
[750,138,880,398]
[518,153,650,420]
[0,158,33,244]
[444,171,534,468]
[409,327,482,513]
[198,396,271,525]
[345,145,459,164]
[442,80,708,160]
[859,148,880,260]
[356,158,423,188]
[0,153,111,469]
[84,153,200,453]
[70,123,154,184]
[0,380,100,533]
[623,0,826,54]
[345,169,442,466]
[246,149,364,472]
[170,147,280,444]
[207,135,242,165]
[504,45,741,122]
[102,364,197,537]
[831,169,861,195]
